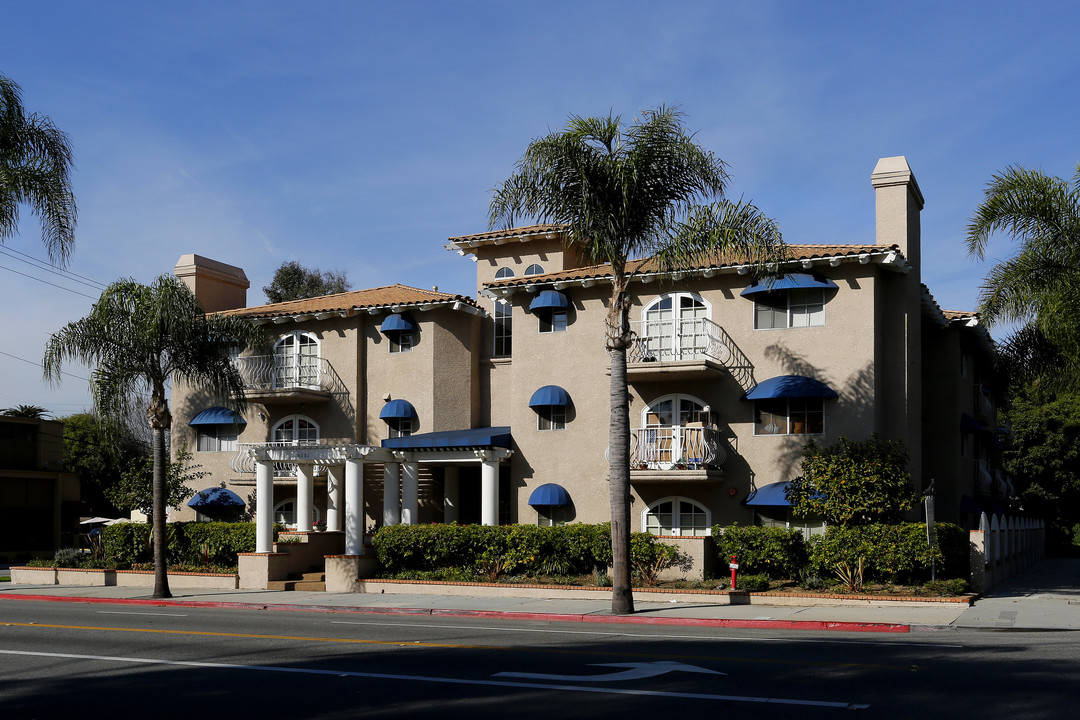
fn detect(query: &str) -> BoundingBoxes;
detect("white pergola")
[248,442,513,554]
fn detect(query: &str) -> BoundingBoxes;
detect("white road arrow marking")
[495,660,725,682]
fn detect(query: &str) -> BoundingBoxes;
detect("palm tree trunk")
[607,277,634,614]
[151,411,172,599]
[608,344,634,614]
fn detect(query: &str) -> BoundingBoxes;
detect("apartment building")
[170,156,1003,562]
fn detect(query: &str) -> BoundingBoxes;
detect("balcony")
[629,425,727,482]
[627,318,753,387]
[230,441,332,477]
[232,355,347,403]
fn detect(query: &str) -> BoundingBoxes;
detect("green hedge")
[372,523,680,582]
[711,524,809,579]
[709,522,966,585]
[810,522,966,584]
[100,522,260,569]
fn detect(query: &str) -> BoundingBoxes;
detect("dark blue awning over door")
[381,426,512,449]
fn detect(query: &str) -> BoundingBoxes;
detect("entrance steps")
[267,571,326,592]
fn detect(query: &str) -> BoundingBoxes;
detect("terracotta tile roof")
[942,309,979,321]
[484,244,900,288]
[218,284,479,319]
[447,224,568,246]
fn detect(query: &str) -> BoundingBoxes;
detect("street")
[1,599,1078,718]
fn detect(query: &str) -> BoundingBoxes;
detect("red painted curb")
[0,593,911,633]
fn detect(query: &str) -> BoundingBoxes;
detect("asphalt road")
[1,599,1077,719]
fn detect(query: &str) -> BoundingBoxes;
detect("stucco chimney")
[871,156,924,278]
[173,254,249,312]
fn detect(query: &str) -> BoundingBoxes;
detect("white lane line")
[326,617,963,651]
[0,649,869,709]
[96,611,189,617]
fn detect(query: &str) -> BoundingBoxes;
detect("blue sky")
[3,0,1078,416]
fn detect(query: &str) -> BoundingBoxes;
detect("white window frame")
[272,414,320,444]
[195,424,239,453]
[536,405,566,431]
[640,393,709,468]
[524,263,544,276]
[537,307,568,333]
[495,266,515,280]
[754,289,825,330]
[273,332,321,388]
[641,292,711,361]
[642,496,711,537]
[493,299,512,357]
[385,417,416,438]
[753,398,825,436]
[537,505,571,527]
[274,499,321,529]
[389,331,415,353]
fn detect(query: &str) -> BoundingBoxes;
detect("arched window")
[272,415,319,444]
[524,263,544,276]
[274,499,321,529]
[273,332,320,389]
[495,267,515,280]
[643,497,710,536]
[640,293,710,361]
[636,394,709,469]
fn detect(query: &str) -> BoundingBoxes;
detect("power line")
[0,349,91,382]
[0,263,98,300]
[0,246,108,291]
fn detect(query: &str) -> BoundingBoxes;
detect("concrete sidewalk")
[2,559,1078,633]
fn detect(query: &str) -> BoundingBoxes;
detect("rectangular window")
[494,302,512,357]
[196,425,239,452]
[387,419,414,438]
[537,506,571,527]
[754,398,824,436]
[755,289,825,329]
[389,332,414,353]
[538,308,567,333]
[537,406,566,431]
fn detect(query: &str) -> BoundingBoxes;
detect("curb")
[0,593,911,633]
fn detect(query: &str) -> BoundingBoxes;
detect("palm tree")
[490,108,783,613]
[0,404,51,419]
[966,163,1080,378]
[44,274,264,598]
[1,74,77,266]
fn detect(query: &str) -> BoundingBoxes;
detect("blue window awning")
[745,481,824,506]
[529,290,569,311]
[189,407,246,426]
[187,487,246,509]
[745,481,794,506]
[380,399,418,420]
[744,375,838,400]
[529,385,571,408]
[382,426,512,449]
[740,273,838,297]
[380,313,417,334]
[528,483,572,507]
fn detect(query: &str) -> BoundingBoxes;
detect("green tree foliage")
[44,274,264,598]
[1002,391,1080,554]
[262,260,351,303]
[106,442,204,519]
[489,107,784,613]
[1,74,77,266]
[711,524,809,579]
[787,435,918,527]
[61,412,138,517]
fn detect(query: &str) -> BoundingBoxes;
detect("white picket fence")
[969,513,1045,593]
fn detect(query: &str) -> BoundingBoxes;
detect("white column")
[345,458,364,555]
[481,458,499,526]
[255,460,274,553]
[296,464,314,532]
[326,464,343,532]
[443,466,459,524]
[383,462,401,526]
[401,462,419,525]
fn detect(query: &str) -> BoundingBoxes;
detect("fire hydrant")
[729,554,739,590]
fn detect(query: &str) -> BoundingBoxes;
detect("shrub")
[811,523,948,584]
[100,522,258,570]
[735,573,771,592]
[629,533,687,586]
[712,524,808,579]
